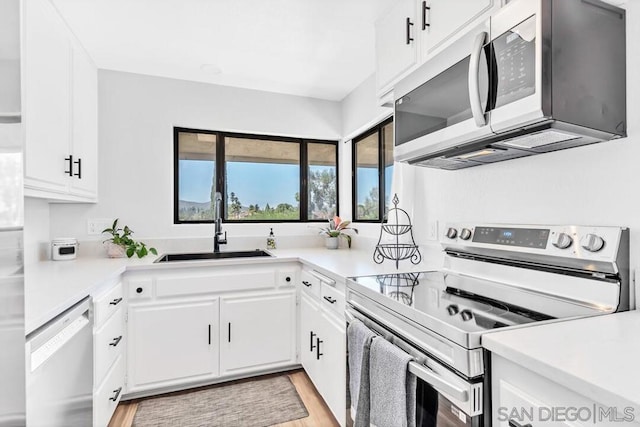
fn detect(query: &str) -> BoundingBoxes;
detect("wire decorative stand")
[373,194,422,269]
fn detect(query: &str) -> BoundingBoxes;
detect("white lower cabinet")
[299,268,346,426]
[492,355,640,427]
[220,291,296,374]
[92,280,125,427]
[128,299,219,388]
[124,263,299,395]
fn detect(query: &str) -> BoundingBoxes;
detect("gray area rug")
[132,375,309,427]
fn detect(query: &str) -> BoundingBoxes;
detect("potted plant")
[319,216,358,249]
[102,219,158,258]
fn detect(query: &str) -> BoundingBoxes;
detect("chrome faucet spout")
[213,192,227,253]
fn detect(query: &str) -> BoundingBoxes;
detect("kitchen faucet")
[213,192,227,253]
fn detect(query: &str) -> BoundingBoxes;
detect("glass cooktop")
[348,271,552,335]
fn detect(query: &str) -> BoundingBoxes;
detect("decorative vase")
[106,242,126,258]
[325,237,339,250]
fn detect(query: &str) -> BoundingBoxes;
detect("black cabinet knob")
[136,287,143,294]
[285,276,291,282]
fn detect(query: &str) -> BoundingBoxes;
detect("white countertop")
[25,246,438,335]
[482,310,640,412]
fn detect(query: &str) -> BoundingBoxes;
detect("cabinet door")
[220,291,296,374]
[419,0,495,59]
[23,0,72,194]
[375,0,418,94]
[128,299,219,390]
[300,292,320,382]
[69,46,98,199]
[317,311,346,426]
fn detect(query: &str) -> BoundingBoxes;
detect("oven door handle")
[346,306,470,403]
[408,362,469,402]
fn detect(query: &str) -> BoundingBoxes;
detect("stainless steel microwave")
[394,0,626,170]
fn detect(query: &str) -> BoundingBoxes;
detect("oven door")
[346,307,485,427]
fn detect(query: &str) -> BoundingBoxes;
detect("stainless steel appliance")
[346,223,629,426]
[0,0,25,424]
[394,0,626,170]
[26,298,93,427]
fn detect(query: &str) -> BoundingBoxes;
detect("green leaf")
[149,248,158,255]
[126,246,135,258]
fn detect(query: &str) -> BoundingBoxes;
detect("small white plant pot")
[325,237,339,249]
[106,242,126,258]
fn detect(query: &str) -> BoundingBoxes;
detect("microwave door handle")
[468,31,488,127]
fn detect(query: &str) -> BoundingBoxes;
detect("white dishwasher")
[26,298,93,427]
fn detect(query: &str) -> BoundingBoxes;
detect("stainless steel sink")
[154,250,272,263]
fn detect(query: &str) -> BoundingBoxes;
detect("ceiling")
[51,0,397,101]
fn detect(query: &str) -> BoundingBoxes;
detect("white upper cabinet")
[23,0,98,202]
[69,46,98,199]
[23,0,72,195]
[375,0,418,96]
[418,0,496,60]
[375,0,499,97]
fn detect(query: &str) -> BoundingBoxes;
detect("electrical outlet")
[87,218,113,235]
[427,221,439,241]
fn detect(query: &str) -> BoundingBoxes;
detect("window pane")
[355,133,379,221]
[308,143,337,220]
[225,137,300,220]
[383,121,394,217]
[177,132,216,221]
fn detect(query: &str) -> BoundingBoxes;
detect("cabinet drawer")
[94,355,125,427]
[320,283,345,317]
[300,270,321,298]
[94,306,124,384]
[93,282,123,328]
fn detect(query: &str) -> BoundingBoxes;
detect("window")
[174,128,338,223]
[352,117,394,222]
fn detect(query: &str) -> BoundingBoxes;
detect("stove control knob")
[460,228,472,240]
[446,305,459,315]
[460,309,473,321]
[552,232,573,249]
[446,228,458,239]
[580,234,605,252]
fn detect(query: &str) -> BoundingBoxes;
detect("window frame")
[173,127,339,224]
[351,116,394,223]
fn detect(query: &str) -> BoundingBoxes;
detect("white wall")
[24,197,50,263]
[49,71,342,243]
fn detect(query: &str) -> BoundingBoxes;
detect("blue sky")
[179,160,389,207]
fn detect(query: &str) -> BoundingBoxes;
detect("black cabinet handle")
[109,336,123,347]
[316,337,323,360]
[228,322,231,343]
[508,420,532,427]
[208,324,211,345]
[302,281,312,287]
[310,331,316,351]
[285,276,291,282]
[109,297,123,306]
[73,157,82,179]
[109,387,122,402]
[64,155,73,177]
[323,296,336,304]
[406,17,414,45]
[422,1,431,30]
[136,287,143,294]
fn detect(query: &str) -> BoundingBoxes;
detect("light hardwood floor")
[108,370,339,427]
